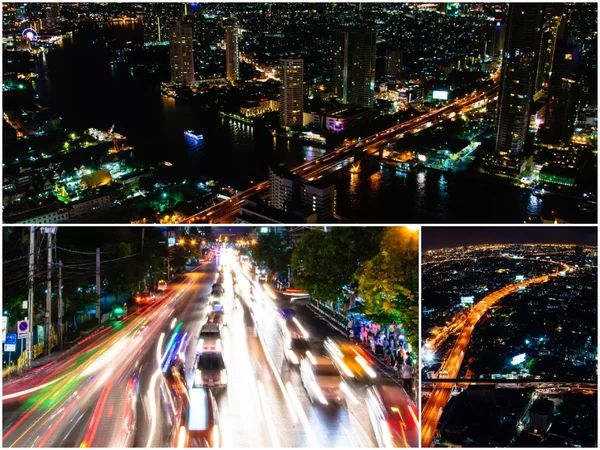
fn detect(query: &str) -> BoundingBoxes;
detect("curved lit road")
[3,257,411,447]
[421,262,572,447]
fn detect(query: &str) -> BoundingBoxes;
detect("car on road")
[366,383,419,448]
[300,354,345,406]
[134,291,155,304]
[324,337,377,380]
[206,311,226,330]
[284,337,311,366]
[110,304,127,320]
[157,280,167,292]
[198,323,222,353]
[184,387,222,447]
[193,352,227,388]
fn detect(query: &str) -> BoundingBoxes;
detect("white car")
[300,354,345,406]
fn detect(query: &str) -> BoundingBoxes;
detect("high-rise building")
[535,6,564,94]
[482,18,506,58]
[386,49,403,79]
[302,180,337,222]
[495,4,544,155]
[169,19,195,84]
[332,29,377,108]
[541,32,580,145]
[279,58,304,128]
[224,18,239,82]
[269,166,300,212]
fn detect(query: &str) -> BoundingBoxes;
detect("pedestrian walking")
[402,362,413,395]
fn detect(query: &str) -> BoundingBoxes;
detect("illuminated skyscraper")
[169,19,195,84]
[535,6,565,94]
[541,29,580,145]
[224,18,239,82]
[495,4,544,155]
[332,29,376,108]
[386,49,403,79]
[279,58,304,128]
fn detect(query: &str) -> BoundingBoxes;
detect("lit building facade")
[495,4,544,155]
[541,28,580,145]
[332,29,376,108]
[224,18,239,82]
[279,58,304,128]
[169,19,195,84]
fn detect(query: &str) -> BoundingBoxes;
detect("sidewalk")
[305,301,418,401]
[3,322,105,387]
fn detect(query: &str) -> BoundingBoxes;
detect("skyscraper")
[169,19,195,84]
[495,4,544,155]
[279,58,304,128]
[224,18,239,82]
[386,49,403,79]
[535,6,565,94]
[332,29,377,108]
[541,31,580,145]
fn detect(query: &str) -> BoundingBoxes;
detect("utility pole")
[140,227,145,291]
[96,248,101,322]
[27,227,35,368]
[45,231,52,357]
[58,261,63,350]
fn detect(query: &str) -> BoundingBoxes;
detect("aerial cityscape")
[2,2,597,224]
[421,227,597,448]
[2,225,419,447]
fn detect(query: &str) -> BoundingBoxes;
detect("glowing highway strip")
[2,375,68,400]
[146,333,165,448]
[257,381,282,447]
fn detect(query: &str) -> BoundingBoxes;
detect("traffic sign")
[4,344,16,352]
[6,334,16,345]
[17,320,29,339]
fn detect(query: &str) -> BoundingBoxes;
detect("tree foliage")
[355,227,419,351]
[291,228,383,311]
[103,242,137,301]
[251,232,291,276]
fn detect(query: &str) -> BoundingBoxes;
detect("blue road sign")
[6,334,16,345]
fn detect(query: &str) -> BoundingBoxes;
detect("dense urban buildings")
[421,227,597,448]
[1,3,597,224]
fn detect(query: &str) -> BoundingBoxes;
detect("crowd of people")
[347,320,415,396]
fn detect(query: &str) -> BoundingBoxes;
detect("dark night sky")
[422,227,598,251]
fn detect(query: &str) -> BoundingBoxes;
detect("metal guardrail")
[309,298,349,328]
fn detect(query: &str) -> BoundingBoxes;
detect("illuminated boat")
[184,130,203,140]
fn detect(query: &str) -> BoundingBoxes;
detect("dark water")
[335,164,595,223]
[33,24,323,189]
[33,24,595,224]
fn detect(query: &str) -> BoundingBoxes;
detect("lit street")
[3,256,416,447]
[421,261,572,447]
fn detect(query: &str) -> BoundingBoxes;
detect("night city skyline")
[1,1,598,448]
[421,228,597,447]
[2,2,597,224]
[422,226,598,250]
